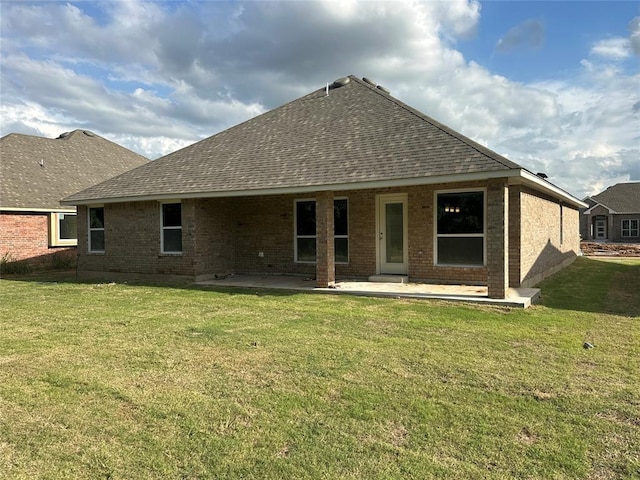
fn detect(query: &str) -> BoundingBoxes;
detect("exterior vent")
[57,132,70,139]
[362,77,376,86]
[376,85,390,94]
[331,77,350,89]
[536,172,548,179]
[83,130,96,137]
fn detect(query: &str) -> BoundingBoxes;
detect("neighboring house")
[63,76,586,299]
[580,182,640,243]
[0,130,149,266]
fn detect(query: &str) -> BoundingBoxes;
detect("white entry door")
[377,194,408,275]
[595,219,607,240]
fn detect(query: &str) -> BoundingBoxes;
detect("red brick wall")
[0,211,75,265]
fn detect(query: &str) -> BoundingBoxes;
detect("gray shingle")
[1,130,149,209]
[63,76,523,203]
[589,182,640,213]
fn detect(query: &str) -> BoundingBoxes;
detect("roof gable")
[1,130,149,210]
[588,182,640,213]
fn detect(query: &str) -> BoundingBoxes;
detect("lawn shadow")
[538,256,640,317]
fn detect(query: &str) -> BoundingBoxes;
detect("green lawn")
[1,257,638,479]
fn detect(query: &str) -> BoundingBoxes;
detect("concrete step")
[368,275,409,284]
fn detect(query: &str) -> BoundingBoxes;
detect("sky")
[1,0,638,200]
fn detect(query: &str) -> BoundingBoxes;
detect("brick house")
[1,130,148,267]
[63,76,585,298]
[580,182,640,243]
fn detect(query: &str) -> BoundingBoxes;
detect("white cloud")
[591,37,631,60]
[0,0,638,198]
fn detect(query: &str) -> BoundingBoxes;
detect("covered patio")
[197,274,541,308]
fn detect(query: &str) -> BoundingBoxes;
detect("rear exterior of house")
[64,76,584,298]
[581,182,640,243]
[0,130,148,267]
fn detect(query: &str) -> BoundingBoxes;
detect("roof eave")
[514,170,588,208]
[62,168,584,208]
[1,206,77,213]
[584,202,617,214]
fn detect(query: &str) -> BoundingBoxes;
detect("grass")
[0,257,638,479]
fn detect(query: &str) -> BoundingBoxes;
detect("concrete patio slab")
[197,275,540,308]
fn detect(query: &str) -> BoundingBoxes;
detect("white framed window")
[161,202,182,254]
[294,198,349,263]
[88,206,105,253]
[434,189,485,267]
[621,219,639,237]
[49,212,77,247]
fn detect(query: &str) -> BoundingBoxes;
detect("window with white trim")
[435,190,485,266]
[622,219,639,237]
[49,212,77,247]
[294,198,349,263]
[88,207,105,252]
[161,202,182,253]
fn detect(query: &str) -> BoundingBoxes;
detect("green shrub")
[0,252,32,275]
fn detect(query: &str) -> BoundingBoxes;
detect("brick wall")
[0,211,75,266]
[74,181,579,289]
[611,214,640,243]
[518,187,580,287]
[486,178,509,298]
[77,201,196,281]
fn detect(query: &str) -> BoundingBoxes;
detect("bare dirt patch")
[581,242,640,257]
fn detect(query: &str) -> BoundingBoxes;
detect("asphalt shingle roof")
[589,182,640,213]
[1,130,149,210]
[63,75,524,204]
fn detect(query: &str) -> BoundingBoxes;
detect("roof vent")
[376,85,390,94]
[536,172,548,179]
[331,77,350,89]
[57,132,70,139]
[83,130,95,137]
[362,77,376,86]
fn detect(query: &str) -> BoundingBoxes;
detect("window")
[161,202,182,253]
[295,198,349,263]
[334,199,349,263]
[622,219,639,238]
[49,212,77,246]
[88,207,105,252]
[435,190,485,266]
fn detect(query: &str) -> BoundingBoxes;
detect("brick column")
[487,179,509,299]
[316,191,335,287]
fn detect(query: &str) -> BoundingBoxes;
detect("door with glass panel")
[595,218,606,240]
[377,194,408,275]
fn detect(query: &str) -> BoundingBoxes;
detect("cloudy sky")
[1,0,638,199]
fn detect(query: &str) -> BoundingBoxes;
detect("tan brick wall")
[508,186,522,287]
[75,181,579,288]
[518,187,580,287]
[486,178,509,298]
[0,211,75,265]
[77,201,196,279]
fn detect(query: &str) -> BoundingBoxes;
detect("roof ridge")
[348,75,519,171]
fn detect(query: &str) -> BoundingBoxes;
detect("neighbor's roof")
[1,130,149,211]
[587,182,640,213]
[62,76,583,208]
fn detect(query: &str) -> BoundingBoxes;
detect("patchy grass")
[0,257,638,479]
